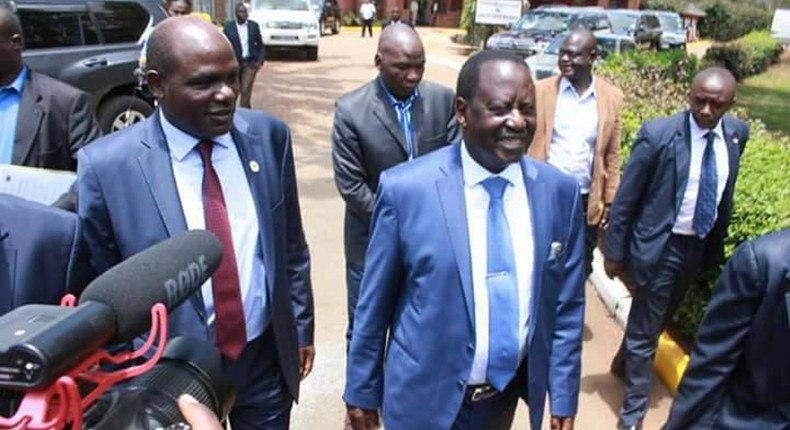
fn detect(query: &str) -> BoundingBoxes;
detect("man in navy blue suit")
[603,67,749,430]
[223,3,265,109]
[78,17,313,430]
[344,50,586,430]
[663,228,790,430]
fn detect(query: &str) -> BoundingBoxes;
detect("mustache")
[498,131,530,140]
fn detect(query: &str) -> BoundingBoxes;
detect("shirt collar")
[159,110,235,161]
[460,140,523,189]
[2,66,28,94]
[688,112,724,143]
[378,76,420,107]
[559,76,596,101]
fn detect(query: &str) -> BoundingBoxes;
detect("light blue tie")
[393,97,415,159]
[692,131,718,238]
[482,176,520,391]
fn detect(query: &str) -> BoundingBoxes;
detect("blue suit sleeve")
[343,172,403,410]
[549,186,586,417]
[663,239,763,430]
[604,124,658,262]
[281,128,314,347]
[77,149,121,277]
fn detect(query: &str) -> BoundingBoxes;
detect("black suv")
[486,6,612,58]
[3,0,166,134]
[608,9,662,50]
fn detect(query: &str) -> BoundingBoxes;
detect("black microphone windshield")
[79,230,223,343]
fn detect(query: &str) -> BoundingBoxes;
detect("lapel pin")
[249,160,260,173]
[732,137,739,146]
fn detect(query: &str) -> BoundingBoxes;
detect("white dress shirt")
[672,114,730,236]
[237,21,250,59]
[461,141,533,385]
[161,112,269,341]
[359,2,376,20]
[548,77,599,194]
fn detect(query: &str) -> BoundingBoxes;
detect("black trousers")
[360,19,373,37]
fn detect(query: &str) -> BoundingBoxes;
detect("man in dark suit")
[332,24,459,347]
[78,17,313,430]
[0,7,100,210]
[345,50,585,430]
[603,67,749,430]
[380,6,410,29]
[223,3,265,109]
[663,228,790,430]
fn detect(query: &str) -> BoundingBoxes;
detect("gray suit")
[331,78,459,340]
[12,70,101,211]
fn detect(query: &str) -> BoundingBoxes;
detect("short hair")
[0,4,22,39]
[456,49,529,101]
[146,26,175,75]
[165,0,193,7]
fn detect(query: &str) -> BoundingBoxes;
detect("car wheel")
[332,19,340,34]
[98,95,154,134]
[306,46,318,61]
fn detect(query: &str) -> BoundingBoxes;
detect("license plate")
[272,35,299,41]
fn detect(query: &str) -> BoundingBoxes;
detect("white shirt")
[237,21,250,59]
[161,112,269,341]
[359,3,376,20]
[672,114,730,236]
[461,141,533,385]
[548,77,599,194]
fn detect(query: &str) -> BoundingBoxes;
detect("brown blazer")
[528,75,623,226]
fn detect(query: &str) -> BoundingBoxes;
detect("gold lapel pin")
[249,160,260,173]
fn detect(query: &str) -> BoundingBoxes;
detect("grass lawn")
[737,53,790,135]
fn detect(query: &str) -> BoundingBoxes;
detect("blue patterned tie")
[482,176,520,391]
[693,131,718,238]
[393,96,416,159]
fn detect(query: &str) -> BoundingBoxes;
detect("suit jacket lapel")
[411,96,425,155]
[721,117,740,184]
[436,145,474,329]
[372,85,408,155]
[231,115,278,292]
[12,73,43,165]
[522,158,550,344]
[674,113,691,214]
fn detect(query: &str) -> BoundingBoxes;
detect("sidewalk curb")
[590,250,689,394]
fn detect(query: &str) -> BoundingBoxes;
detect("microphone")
[79,229,223,343]
[0,230,222,389]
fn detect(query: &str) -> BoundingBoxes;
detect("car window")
[253,0,310,11]
[607,11,636,33]
[596,38,617,56]
[594,15,610,30]
[543,36,564,55]
[515,11,569,32]
[644,15,660,29]
[16,6,100,49]
[88,1,149,44]
[657,13,682,31]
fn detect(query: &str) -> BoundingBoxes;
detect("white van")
[772,9,790,44]
[250,0,321,60]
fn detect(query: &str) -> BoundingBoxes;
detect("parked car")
[250,0,321,61]
[318,0,341,35]
[607,9,662,50]
[525,33,637,81]
[486,6,613,58]
[3,0,166,134]
[772,8,790,44]
[655,11,686,50]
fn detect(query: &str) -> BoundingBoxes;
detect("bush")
[343,11,358,27]
[641,0,684,12]
[599,49,790,340]
[698,1,773,42]
[703,30,784,81]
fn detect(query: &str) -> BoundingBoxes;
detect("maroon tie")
[197,140,247,359]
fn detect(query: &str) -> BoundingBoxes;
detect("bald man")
[0,6,100,210]
[529,29,623,280]
[77,17,314,430]
[332,24,459,348]
[602,67,749,430]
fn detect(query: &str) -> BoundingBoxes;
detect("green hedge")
[703,31,785,81]
[599,50,790,340]
[642,0,773,42]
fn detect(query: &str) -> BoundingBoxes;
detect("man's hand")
[178,394,224,430]
[299,346,315,379]
[346,405,380,430]
[599,204,612,230]
[550,415,575,430]
[603,258,625,280]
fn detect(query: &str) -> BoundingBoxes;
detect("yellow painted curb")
[653,331,690,394]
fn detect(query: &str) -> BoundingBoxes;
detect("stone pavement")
[251,28,673,430]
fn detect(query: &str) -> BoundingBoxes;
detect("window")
[88,1,149,44]
[16,7,99,49]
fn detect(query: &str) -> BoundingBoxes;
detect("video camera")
[0,230,235,430]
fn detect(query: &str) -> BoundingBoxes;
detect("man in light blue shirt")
[0,65,26,164]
